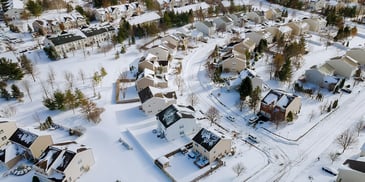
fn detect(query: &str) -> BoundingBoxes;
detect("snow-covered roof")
[127,12,161,26]
[13,0,24,9]
[156,104,195,128]
[0,143,18,164]
[173,2,209,14]
[138,86,176,103]
[262,89,298,109]
[221,0,248,7]
[9,128,38,148]
[157,156,169,165]
[279,25,292,33]
[229,69,258,88]
[192,128,221,151]
[318,63,335,75]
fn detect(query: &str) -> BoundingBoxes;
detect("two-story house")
[0,120,17,147]
[138,86,177,115]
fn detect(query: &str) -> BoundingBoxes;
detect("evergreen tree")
[66,3,73,13]
[65,89,77,113]
[0,88,11,100]
[19,54,35,81]
[278,59,292,82]
[54,90,65,110]
[239,77,253,100]
[249,87,261,112]
[11,84,24,100]
[287,111,293,122]
[0,57,24,81]
[332,99,338,109]
[25,0,42,17]
[100,67,107,77]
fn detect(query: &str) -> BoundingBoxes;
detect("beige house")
[337,151,365,182]
[147,45,170,61]
[326,56,358,78]
[346,48,365,65]
[265,8,282,20]
[0,121,17,147]
[260,89,301,122]
[0,144,23,169]
[138,53,159,73]
[265,26,280,39]
[232,38,255,59]
[135,68,168,92]
[222,56,246,73]
[127,12,161,26]
[246,11,266,24]
[278,25,293,40]
[44,32,85,57]
[245,30,274,46]
[192,128,232,164]
[286,21,310,36]
[34,142,95,182]
[9,128,53,160]
[303,18,327,32]
[138,86,177,115]
[81,25,116,47]
[156,104,199,141]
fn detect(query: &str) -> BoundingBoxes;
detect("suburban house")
[232,38,255,59]
[135,68,168,92]
[138,86,177,115]
[32,19,58,34]
[326,56,358,78]
[172,2,209,15]
[259,89,301,122]
[95,2,143,22]
[44,32,85,57]
[156,104,199,141]
[126,12,161,26]
[303,17,327,32]
[265,8,282,20]
[221,56,246,73]
[33,142,95,182]
[278,25,293,40]
[304,64,340,90]
[245,30,274,46]
[227,13,243,27]
[4,8,24,21]
[94,8,109,22]
[336,158,365,182]
[0,143,22,169]
[147,45,171,62]
[265,26,279,39]
[138,53,159,73]
[192,128,232,164]
[81,25,116,47]
[9,128,53,160]
[286,21,310,36]
[213,16,234,32]
[229,69,263,91]
[309,0,327,12]
[195,21,216,37]
[346,48,365,65]
[0,120,17,147]
[246,11,266,24]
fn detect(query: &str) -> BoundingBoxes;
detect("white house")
[304,64,340,90]
[33,142,95,182]
[156,104,199,141]
[229,69,263,91]
[336,155,365,182]
[303,17,327,32]
[192,128,232,164]
[135,68,168,91]
[172,2,209,15]
[81,25,116,47]
[147,45,170,61]
[44,32,85,57]
[138,86,177,115]
[195,21,216,37]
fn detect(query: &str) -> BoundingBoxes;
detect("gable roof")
[47,33,85,46]
[138,86,176,103]
[192,128,221,151]
[262,89,298,109]
[81,25,115,37]
[343,159,365,173]
[9,128,38,148]
[127,12,161,26]
[318,63,335,75]
[0,143,18,164]
[156,104,195,128]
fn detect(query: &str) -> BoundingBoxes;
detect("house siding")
[0,122,17,147]
[336,168,365,182]
[63,149,95,182]
[29,135,53,159]
[162,118,198,141]
[142,97,176,115]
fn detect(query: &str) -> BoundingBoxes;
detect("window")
[180,131,184,135]
[179,125,184,129]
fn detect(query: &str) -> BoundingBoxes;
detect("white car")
[248,134,259,143]
[248,115,259,124]
[226,116,235,122]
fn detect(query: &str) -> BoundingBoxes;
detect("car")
[248,134,259,143]
[248,115,259,124]
[188,151,196,159]
[322,166,338,176]
[341,88,352,94]
[226,116,235,122]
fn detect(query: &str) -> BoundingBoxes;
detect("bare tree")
[187,93,199,107]
[238,100,245,112]
[174,75,184,96]
[0,105,17,118]
[328,152,340,164]
[355,120,365,136]
[232,162,246,177]
[64,71,75,89]
[309,110,316,122]
[47,67,56,90]
[39,80,50,98]
[78,69,86,84]
[33,112,41,124]
[21,80,32,101]
[336,129,358,154]
[119,71,129,99]
[206,106,220,126]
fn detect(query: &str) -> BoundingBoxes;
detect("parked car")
[341,88,352,94]
[226,115,235,122]
[322,166,338,176]
[248,115,259,124]
[248,134,259,143]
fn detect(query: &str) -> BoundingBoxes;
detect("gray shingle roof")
[192,128,221,151]
[48,34,84,46]
[156,104,195,128]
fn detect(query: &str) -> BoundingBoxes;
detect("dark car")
[322,166,338,176]
[341,88,352,94]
